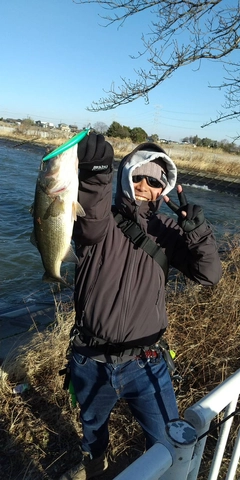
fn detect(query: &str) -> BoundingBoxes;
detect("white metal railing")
[113,369,240,480]
[184,369,240,480]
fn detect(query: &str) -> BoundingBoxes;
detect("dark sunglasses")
[132,175,162,189]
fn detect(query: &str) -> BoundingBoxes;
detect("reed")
[1,236,239,479]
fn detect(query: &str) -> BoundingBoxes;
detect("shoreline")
[177,169,240,197]
[1,135,239,196]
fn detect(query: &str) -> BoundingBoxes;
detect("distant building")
[58,123,70,132]
[5,118,18,124]
[69,125,79,133]
[36,120,55,128]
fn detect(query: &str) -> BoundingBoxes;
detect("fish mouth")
[49,186,67,195]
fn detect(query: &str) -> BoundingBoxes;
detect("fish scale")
[30,143,85,287]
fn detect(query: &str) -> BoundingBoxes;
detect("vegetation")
[1,117,240,153]
[74,1,240,134]
[105,121,148,143]
[0,237,239,479]
[105,121,240,153]
[181,135,240,154]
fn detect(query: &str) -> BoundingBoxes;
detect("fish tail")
[42,272,74,290]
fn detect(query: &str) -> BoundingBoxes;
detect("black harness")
[68,209,169,361]
[112,209,168,281]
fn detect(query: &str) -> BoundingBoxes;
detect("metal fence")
[113,369,240,480]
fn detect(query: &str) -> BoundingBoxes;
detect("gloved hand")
[164,185,205,233]
[78,133,114,172]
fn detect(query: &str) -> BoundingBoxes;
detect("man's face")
[133,176,163,201]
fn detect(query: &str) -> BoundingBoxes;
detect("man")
[59,133,222,480]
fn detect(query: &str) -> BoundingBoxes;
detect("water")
[1,140,240,310]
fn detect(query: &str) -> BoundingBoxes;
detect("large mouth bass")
[30,144,85,287]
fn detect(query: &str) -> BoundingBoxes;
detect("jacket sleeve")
[73,169,114,246]
[161,216,222,286]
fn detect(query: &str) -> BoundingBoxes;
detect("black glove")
[166,188,205,232]
[78,133,114,172]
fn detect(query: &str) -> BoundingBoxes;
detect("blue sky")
[1,0,240,143]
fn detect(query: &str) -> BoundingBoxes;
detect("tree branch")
[73,0,240,125]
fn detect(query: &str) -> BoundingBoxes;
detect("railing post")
[113,419,198,480]
[160,419,198,480]
[184,369,240,480]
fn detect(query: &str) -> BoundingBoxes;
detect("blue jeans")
[70,351,178,458]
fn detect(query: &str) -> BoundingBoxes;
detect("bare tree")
[73,0,240,128]
[93,121,109,134]
[201,61,240,132]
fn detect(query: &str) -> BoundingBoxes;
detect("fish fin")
[42,272,74,290]
[29,203,34,216]
[30,231,38,248]
[62,245,79,264]
[76,202,85,217]
[44,197,65,219]
[72,201,85,221]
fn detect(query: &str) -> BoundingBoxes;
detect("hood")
[115,142,177,219]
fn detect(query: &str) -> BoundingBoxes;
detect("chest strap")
[112,210,168,281]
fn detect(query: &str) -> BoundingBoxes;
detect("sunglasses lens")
[132,175,142,183]
[147,177,161,188]
[132,175,161,188]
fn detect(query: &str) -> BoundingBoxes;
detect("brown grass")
[165,144,240,178]
[0,236,239,480]
[1,128,240,178]
[107,138,240,178]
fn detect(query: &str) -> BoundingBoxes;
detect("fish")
[30,143,85,287]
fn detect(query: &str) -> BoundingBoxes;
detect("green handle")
[42,128,90,161]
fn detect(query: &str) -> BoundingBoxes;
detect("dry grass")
[1,128,240,178]
[0,236,239,479]
[0,128,71,149]
[108,138,240,178]
[165,144,240,178]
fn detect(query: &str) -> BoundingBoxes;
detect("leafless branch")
[73,0,240,125]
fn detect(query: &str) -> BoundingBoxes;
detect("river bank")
[1,137,239,479]
[1,239,239,480]
[1,138,240,365]
[1,133,239,196]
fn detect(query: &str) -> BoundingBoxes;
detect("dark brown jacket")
[72,143,222,358]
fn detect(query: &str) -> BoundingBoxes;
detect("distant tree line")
[94,122,240,154]
[2,116,239,153]
[181,135,240,154]
[93,121,152,143]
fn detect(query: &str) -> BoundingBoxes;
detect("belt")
[74,330,152,357]
[73,326,164,359]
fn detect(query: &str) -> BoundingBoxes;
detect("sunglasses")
[132,175,162,189]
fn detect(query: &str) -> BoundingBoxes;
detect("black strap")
[113,210,168,281]
[77,326,144,357]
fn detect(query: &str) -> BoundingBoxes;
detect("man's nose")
[138,178,148,190]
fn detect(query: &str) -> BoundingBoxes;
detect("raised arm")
[164,185,222,285]
[73,133,114,246]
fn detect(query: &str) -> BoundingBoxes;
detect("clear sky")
[1,0,240,143]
